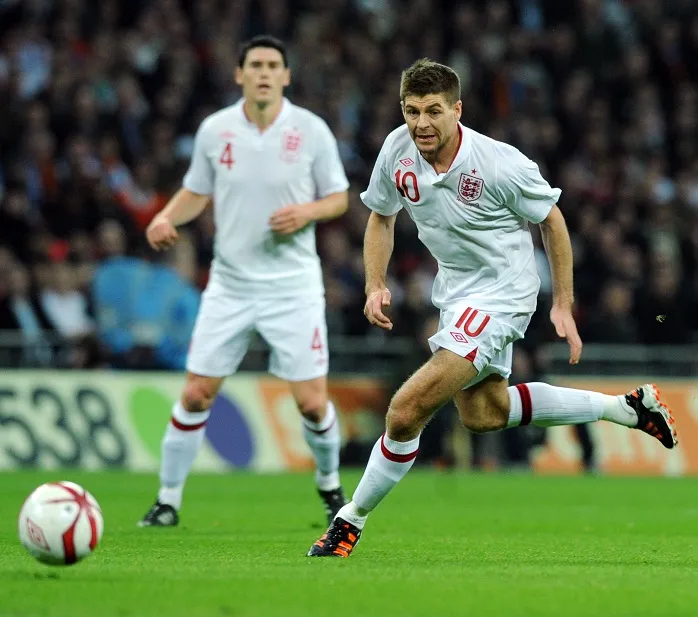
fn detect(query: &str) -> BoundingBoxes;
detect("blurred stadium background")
[0,0,697,477]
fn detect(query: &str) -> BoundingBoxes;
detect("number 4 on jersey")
[219,143,234,169]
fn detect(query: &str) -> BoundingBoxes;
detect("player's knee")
[387,390,430,440]
[181,379,218,412]
[386,407,421,441]
[296,395,328,423]
[459,404,507,433]
[461,415,502,433]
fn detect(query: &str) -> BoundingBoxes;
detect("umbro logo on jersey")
[399,157,414,167]
[450,332,468,343]
[457,173,484,204]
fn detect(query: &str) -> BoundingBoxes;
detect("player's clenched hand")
[364,288,393,331]
[269,204,312,235]
[146,215,178,251]
[550,305,583,365]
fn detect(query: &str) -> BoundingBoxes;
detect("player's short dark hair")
[400,58,461,105]
[238,35,288,68]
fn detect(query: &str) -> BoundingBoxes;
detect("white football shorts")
[186,277,328,382]
[428,302,532,390]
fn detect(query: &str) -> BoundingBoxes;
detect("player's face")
[235,47,290,106]
[402,94,462,158]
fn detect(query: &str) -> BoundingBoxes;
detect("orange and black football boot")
[307,517,361,558]
[318,487,347,525]
[624,384,678,449]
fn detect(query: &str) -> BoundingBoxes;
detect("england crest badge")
[457,173,483,204]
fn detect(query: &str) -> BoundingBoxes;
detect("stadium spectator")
[0,0,696,363]
[92,219,200,370]
[583,279,639,343]
[0,262,54,367]
[39,261,94,339]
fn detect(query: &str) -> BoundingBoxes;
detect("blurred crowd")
[1,0,698,372]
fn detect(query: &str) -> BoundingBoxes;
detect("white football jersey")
[183,98,349,297]
[361,124,561,313]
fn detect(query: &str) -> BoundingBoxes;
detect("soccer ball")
[18,481,104,565]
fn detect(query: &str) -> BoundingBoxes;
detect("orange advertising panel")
[258,376,386,470]
[533,379,698,476]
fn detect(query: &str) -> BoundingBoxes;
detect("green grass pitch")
[1,470,697,617]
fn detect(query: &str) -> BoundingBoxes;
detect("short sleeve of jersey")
[311,119,350,198]
[182,120,214,195]
[360,139,402,216]
[497,146,561,224]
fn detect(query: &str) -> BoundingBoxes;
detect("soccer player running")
[308,59,678,558]
[139,36,350,527]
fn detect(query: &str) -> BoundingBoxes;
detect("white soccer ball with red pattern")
[18,481,103,565]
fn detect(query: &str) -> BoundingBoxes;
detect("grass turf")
[1,470,697,617]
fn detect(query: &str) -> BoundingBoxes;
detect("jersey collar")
[238,97,292,132]
[445,123,471,174]
[421,123,472,178]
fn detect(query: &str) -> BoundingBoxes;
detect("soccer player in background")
[139,36,350,527]
[308,59,678,557]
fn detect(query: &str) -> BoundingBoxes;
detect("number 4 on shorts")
[311,327,323,352]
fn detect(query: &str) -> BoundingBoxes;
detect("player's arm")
[147,116,214,251]
[538,205,582,365]
[363,211,397,331]
[539,205,573,309]
[269,191,348,235]
[270,118,350,235]
[498,144,582,364]
[305,191,348,221]
[146,189,211,251]
[359,133,402,330]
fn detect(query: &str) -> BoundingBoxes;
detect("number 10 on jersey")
[395,169,420,202]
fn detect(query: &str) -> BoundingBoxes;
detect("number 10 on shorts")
[453,307,490,342]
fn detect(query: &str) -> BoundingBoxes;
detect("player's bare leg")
[308,349,477,557]
[454,377,678,449]
[290,376,346,524]
[139,373,223,527]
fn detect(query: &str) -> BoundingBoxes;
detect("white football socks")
[507,383,638,428]
[599,393,639,426]
[337,433,420,529]
[302,401,342,491]
[158,402,210,510]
